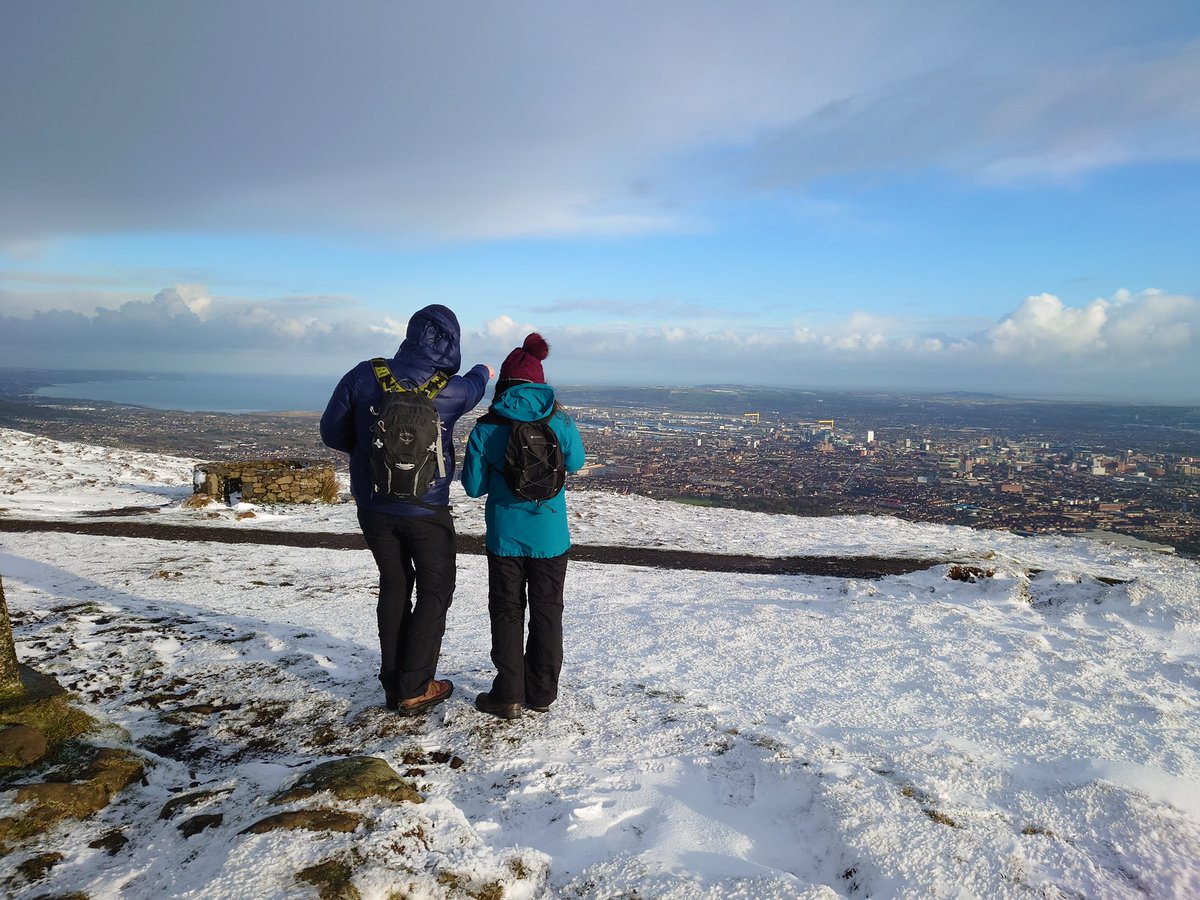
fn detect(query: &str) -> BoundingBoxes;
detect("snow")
[2,426,1200,898]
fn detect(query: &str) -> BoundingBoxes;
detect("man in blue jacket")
[321,304,493,716]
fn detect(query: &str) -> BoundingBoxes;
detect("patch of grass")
[924,808,960,828]
[946,564,995,583]
[54,601,103,615]
[16,851,63,883]
[309,725,339,748]
[1021,824,1056,837]
[436,872,504,900]
[215,632,255,645]
[507,856,535,880]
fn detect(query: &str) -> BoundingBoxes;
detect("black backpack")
[367,358,449,502]
[480,410,566,502]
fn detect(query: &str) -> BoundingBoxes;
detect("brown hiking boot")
[475,692,522,720]
[398,678,453,717]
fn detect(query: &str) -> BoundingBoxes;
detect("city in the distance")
[3,368,1197,558]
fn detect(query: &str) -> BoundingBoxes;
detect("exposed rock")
[0,747,146,839]
[13,782,111,823]
[85,748,145,794]
[0,666,94,746]
[88,828,129,855]
[172,703,222,715]
[16,851,63,883]
[0,724,49,767]
[271,756,422,805]
[241,809,363,835]
[296,858,362,900]
[159,789,227,820]
[178,813,224,837]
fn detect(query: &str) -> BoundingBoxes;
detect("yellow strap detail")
[422,371,449,399]
[372,358,448,398]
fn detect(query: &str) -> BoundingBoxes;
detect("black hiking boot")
[475,692,522,720]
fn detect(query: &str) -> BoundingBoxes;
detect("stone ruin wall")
[192,459,338,505]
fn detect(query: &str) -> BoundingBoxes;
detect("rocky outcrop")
[271,756,422,805]
[0,747,146,842]
[241,809,363,835]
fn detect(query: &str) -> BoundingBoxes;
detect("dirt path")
[0,517,940,579]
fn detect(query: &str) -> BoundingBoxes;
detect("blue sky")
[2,1,1199,401]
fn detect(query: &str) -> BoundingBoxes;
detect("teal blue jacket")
[462,383,585,557]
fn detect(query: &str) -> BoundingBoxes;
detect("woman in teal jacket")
[462,333,585,719]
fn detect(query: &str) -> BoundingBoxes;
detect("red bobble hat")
[499,333,550,384]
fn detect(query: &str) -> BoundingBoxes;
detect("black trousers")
[358,508,456,700]
[486,551,569,706]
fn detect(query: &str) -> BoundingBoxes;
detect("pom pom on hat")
[523,332,550,361]
[498,332,550,386]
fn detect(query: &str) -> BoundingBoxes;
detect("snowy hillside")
[2,426,1200,898]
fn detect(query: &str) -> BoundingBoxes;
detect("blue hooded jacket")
[320,304,490,515]
[462,382,585,557]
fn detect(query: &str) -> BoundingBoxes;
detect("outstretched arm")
[445,363,493,415]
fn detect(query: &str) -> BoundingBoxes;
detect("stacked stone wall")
[192,459,338,505]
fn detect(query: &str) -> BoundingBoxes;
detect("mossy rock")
[0,747,145,843]
[0,785,105,845]
[84,748,145,795]
[0,667,94,750]
[271,756,421,805]
[15,850,63,883]
[241,808,363,835]
[297,858,361,900]
[0,724,49,768]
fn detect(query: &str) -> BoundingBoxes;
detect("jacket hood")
[492,382,557,422]
[397,304,462,375]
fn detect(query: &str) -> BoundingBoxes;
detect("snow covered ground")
[2,427,1200,898]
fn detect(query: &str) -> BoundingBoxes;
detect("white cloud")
[2,286,1197,401]
[173,284,213,319]
[481,314,540,345]
[0,286,389,368]
[987,289,1200,360]
[369,317,407,340]
[987,293,1110,357]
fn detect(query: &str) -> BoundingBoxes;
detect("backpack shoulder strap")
[373,360,448,399]
[419,371,449,399]
[371,358,403,393]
